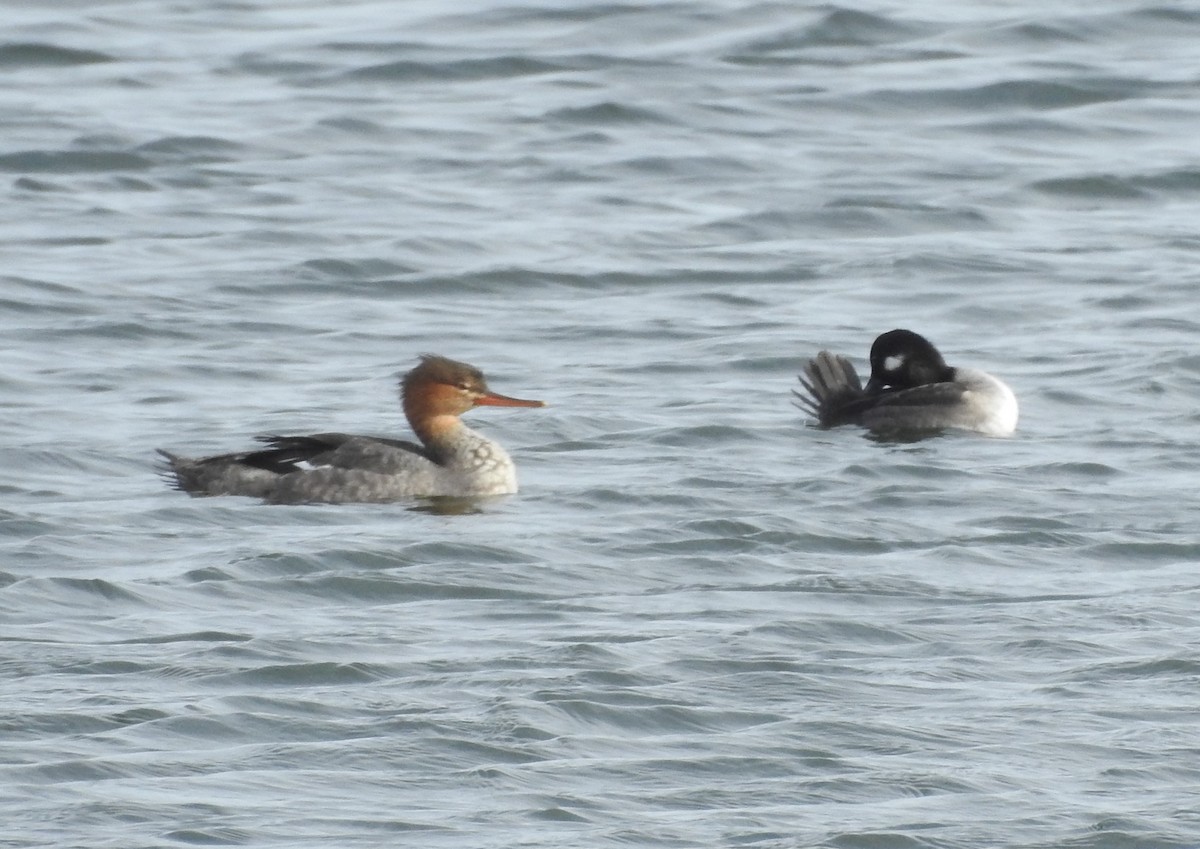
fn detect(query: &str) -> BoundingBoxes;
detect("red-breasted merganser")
[158,355,545,503]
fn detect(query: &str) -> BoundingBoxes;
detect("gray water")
[3,1,1200,847]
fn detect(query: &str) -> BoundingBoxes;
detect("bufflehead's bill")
[794,329,1018,437]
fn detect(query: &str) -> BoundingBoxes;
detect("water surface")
[3,1,1200,847]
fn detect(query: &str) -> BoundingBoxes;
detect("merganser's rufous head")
[401,355,544,429]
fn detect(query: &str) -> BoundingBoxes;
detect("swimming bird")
[158,355,545,503]
[794,329,1018,437]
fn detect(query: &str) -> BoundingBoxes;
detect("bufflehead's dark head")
[865,329,954,394]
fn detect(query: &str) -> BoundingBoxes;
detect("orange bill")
[474,391,545,408]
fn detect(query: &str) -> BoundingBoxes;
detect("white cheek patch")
[884,355,905,372]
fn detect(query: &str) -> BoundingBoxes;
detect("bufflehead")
[794,329,1018,437]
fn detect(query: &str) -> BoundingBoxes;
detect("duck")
[158,355,545,503]
[794,329,1018,437]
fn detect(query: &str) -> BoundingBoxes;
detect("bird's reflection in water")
[407,495,497,516]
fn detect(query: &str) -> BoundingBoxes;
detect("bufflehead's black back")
[794,329,1018,437]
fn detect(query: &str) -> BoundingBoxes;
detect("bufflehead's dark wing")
[794,351,867,426]
[858,381,969,433]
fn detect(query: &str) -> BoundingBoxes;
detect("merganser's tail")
[793,351,867,427]
[156,447,278,499]
[156,449,189,491]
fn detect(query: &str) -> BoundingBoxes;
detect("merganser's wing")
[245,433,431,474]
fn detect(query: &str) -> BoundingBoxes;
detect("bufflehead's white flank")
[158,355,545,504]
[794,329,1018,437]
